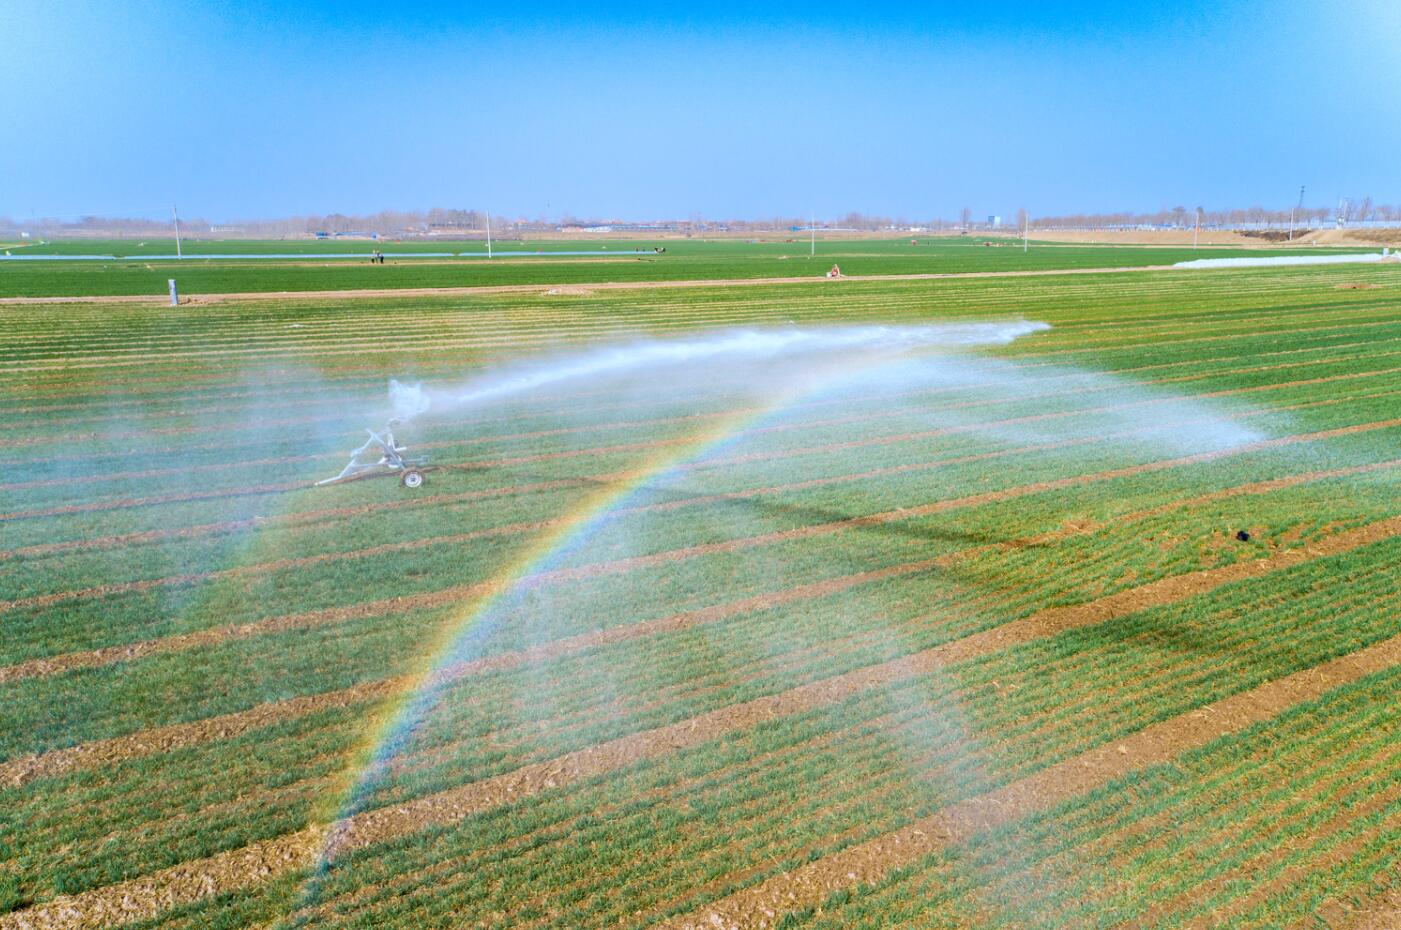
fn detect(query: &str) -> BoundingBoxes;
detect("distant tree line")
[1028,198,1400,229]
[1,198,1397,238]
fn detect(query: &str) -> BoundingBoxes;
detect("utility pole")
[1289,185,1305,241]
[1022,210,1028,253]
[485,210,493,259]
[1194,206,1202,250]
[810,212,815,258]
[172,205,182,259]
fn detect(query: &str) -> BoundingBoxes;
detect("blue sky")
[2,0,1397,221]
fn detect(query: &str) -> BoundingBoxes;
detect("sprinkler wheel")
[401,470,424,489]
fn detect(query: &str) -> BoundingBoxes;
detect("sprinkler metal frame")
[317,421,429,488]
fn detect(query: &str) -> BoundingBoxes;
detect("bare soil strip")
[6,515,1397,930]
[0,679,401,788]
[0,263,1181,308]
[656,625,1401,930]
[1306,888,1401,930]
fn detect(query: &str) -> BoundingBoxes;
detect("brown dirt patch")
[1336,283,1381,290]
[0,828,326,930]
[1313,887,1401,929]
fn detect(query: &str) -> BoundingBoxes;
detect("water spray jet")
[319,322,1053,489]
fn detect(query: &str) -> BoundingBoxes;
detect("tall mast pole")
[810,212,815,258]
[486,210,493,259]
[173,205,182,259]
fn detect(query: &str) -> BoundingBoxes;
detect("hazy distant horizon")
[4,0,1398,221]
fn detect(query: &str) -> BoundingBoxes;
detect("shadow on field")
[490,464,1009,549]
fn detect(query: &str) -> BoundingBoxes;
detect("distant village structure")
[1,199,1398,241]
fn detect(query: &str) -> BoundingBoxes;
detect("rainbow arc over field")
[294,322,1053,906]
[296,383,809,893]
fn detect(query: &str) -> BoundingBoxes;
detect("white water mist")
[386,321,1051,423]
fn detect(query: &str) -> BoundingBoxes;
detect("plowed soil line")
[658,627,1401,930]
[6,515,1398,930]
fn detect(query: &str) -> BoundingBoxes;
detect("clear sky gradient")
[2,0,1398,221]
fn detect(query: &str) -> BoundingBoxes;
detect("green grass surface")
[1,259,1398,928]
[0,235,1347,297]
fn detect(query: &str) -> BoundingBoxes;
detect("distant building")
[988,215,1002,227]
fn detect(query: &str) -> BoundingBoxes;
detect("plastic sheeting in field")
[1174,250,1394,269]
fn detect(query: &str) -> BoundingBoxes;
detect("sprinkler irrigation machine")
[318,421,429,488]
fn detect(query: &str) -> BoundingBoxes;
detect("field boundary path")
[4,514,1398,930]
[0,264,1179,306]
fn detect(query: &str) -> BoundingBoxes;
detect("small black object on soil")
[1235,530,1251,542]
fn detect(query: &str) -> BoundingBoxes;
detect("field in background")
[0,236,1348,298]
[2,260,1400,929]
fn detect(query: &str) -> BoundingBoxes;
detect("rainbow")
[290,326,1050,908]
[294,387,804,904]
